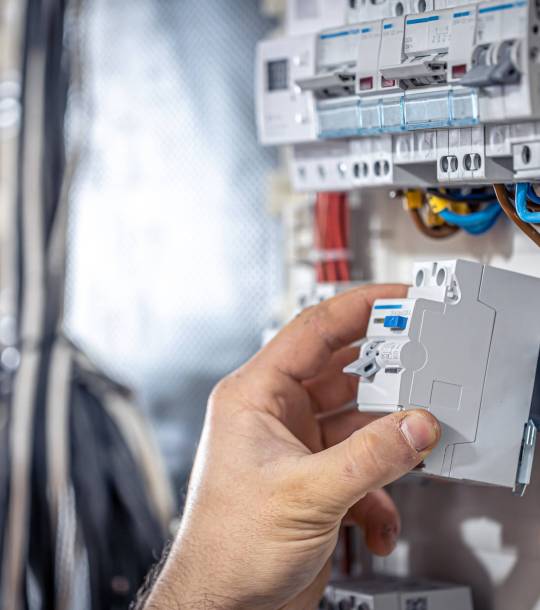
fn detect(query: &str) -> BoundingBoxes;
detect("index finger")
[253,284,407,382]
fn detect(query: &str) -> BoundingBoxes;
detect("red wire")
[314,195,323,283]
[331,194,342,282]
[329,193,346,282]
[337,193,350,282]
[315,193,328,283]
[323,193,337,282]
[315,192,351,284]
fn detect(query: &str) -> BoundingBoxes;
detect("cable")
[516,183,540,223]
[314,193,351,283]
[0,2,174,609]
[408,208,461,239]
[527,184,540,205]
[314,195,325,283]
[438,202,502,233]
[427,188,495,203]
[323,194,337,282]
[427,191,502,235]
[325,193,340,283]
[462,209,502,235]
[333,193,350,283]
[404,191,460,239]
[494,184,540,247]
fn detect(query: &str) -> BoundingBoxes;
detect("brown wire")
[493,184,540,248]
[408,208,461,239]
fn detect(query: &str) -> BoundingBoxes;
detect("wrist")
[143,536,246,610]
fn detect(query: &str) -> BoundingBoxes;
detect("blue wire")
[516,183,540,224]
[439,202,501,229]
[429,188,495,202]
[462,209,502,235]
[527,184,540,205]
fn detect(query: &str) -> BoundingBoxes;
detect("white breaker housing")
[344,259,540,493]
[322,577,473,610]
[257,0,540,190]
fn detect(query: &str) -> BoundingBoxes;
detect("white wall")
[359,190,540,610]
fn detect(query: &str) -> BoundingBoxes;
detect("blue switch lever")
[384,315,408,331]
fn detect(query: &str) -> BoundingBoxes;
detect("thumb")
[301,410,440,515]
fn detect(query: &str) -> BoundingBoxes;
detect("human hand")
[144,285,441,610]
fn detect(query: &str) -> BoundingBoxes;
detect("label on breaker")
[476,1,527,44]
[404,14,451,54]
[318,27,362,68]
[377,341,407,367]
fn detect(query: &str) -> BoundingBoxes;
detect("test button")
[384,315,408,331]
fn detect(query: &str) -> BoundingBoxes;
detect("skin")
[142,284,441,610]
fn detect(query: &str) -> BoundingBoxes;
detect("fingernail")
[400,412,439,452]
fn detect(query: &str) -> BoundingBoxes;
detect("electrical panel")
[344,259,540,493]
[256,0,540,190]
[321,577,473,609]
[286,0,349,36]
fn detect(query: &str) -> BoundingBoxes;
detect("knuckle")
[346,429,388,481]
[297,301,340,351]
[207,373,243,416]
[296,304,319,327]
[344,421,419,482]
[208,377,231,407]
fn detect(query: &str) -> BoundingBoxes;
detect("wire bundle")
[494,184,540,247]
[404,190,459,239]
[314,192,351,283]
[0,1,174,609]
[427,189,503,235]
[515,183,540,224]
[404,189,503,238]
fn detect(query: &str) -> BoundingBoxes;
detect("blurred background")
[0,1,285,609]
[65,0,282,489]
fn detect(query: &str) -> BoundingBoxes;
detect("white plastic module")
[256,0,540,189]
[344,259,540,493]
[286,0,349,36]
[322,577,473,610]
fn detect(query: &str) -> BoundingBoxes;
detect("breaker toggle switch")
[460,40,521,88]
[384,315,408,330]
[343,353,380,380]
[343,341,382,380]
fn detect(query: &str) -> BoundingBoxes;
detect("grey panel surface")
[408,264,496,480]
[452,265,540,486]
[64,0,281,486]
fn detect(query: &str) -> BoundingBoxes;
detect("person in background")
[138,284,441,610]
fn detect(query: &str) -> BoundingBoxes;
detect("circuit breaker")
[344,259,540,493]
[256,0,540,191]
[321,576,473,609]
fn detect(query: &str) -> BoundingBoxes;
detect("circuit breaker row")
[290,121,540,190]
[286,0,520,35]
[257,0,540,188]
